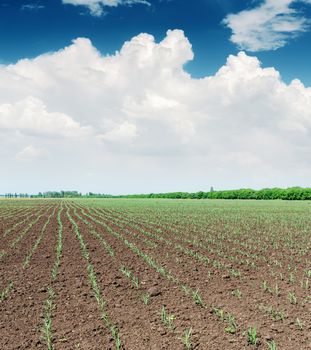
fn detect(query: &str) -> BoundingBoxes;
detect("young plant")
[230,268,241,278]
[120,266,132,279]
[266,306,285,321]
[231,289,242,299]
[288,292,297,305]
[141,293,150,305]
[213,308,225,321]
[181,284,191,295]
[161,306,175,329]
[132,276,139,289]
[42,287,55,350]
[295,318,304,331]
[262,281,272,294]
[180,328,192,350]
[225,314,238,334]
[111,326,121,350]
[267,340,277,350]
[192,290,204,307]
[0,281,13,302]
[288,273,295,284]
[247,326,258,345]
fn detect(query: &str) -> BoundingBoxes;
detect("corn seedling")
[267,340,277,350]
[120,266,132,279]
[266,307,284,321]
[225,314,238,334]
[295,318,304,331]
[132,276,139,288]
[111,326,121,350]
[230,268,241,278]
[51,205,64,280]
[274,284,280,297]
[141,293,150,305]
[180,328,192,349]
[262,281,272,294]
[161,306,175,329]
[247,326,258,345]
[213,308,225,321]
[231,289,242,298]
[192,290,204,307]
[42,287,55,350]
[288,273,295,284]
[0,281,13,302]
[288,292,297,305]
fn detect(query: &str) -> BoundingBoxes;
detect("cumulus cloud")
[223,0,311,51]
[1,29,311,192]
[62,0,150,16]
[99,121,138,142]
[0,97,91,138]
[15,145,47,162]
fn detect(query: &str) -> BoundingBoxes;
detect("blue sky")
[1,0,311,84]
[1,0,311,194]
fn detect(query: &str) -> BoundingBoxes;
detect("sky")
[0,0,311,194]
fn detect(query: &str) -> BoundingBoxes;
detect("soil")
[0,200,310,350]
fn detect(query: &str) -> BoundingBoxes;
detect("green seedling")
[295,318,304,331]
[161,306,175,329]
[231,289,242,298]
[267,340,277,350]
[288,292,297,305]
[132,276,139,288]
[141,293,150,305]
[192,290,204,307]
[180,328,192,349]
[247,326,258,345]
[0,281,13,302]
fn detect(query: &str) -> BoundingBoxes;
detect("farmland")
[0,199,310,350]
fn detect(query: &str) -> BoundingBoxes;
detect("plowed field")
[0,199,310,349]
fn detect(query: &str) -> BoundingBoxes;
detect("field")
[0,199,310,350]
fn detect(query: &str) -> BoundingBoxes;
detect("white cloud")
[0,96,91,138]
[223,0,311,51]
[21,4,45,11]
[99,120,138,141]
[15,145,46,162]
[62,0,150,16]
[1,30,311,192]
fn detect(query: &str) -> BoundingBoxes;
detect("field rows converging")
[0,199,310,350]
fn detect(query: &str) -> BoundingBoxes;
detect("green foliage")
[267,340,277,350]
[141,293,150,305]
[161,306,175,329]
[5,186,311,200]
[247,326,258,345]
[0,281,13,302]
[180,328,193,349]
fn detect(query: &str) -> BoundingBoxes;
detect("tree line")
[117,187,311,200]
[2,187,311,200]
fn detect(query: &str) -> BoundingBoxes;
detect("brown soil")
[0,201,310,350]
